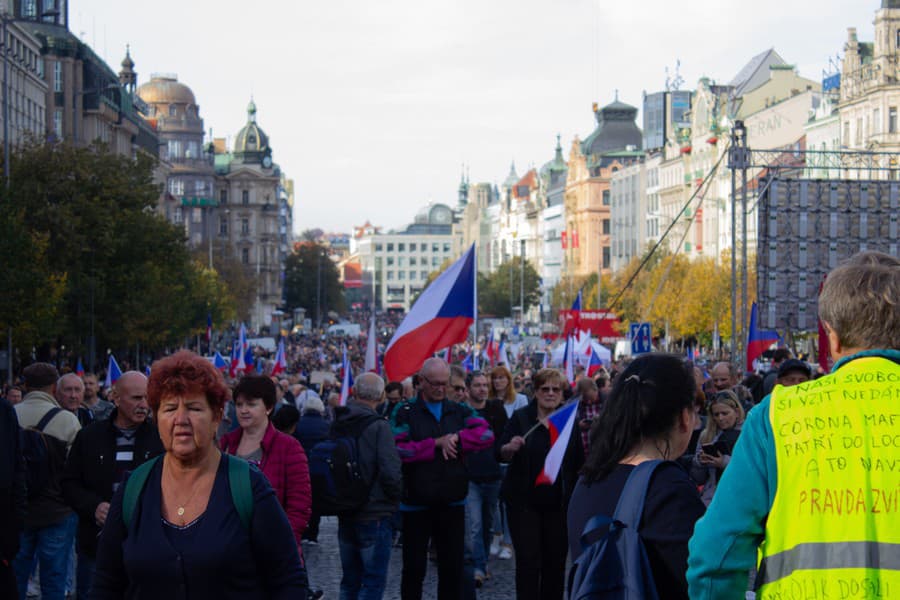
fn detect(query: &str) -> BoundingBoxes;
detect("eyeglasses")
[452,385,466,392]
[538,386,562,394]
[421,375,449,388]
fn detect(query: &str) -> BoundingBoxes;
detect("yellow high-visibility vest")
[758,355,900,599]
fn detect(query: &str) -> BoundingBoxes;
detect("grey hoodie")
[334,402,402,520]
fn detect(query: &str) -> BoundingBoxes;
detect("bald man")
[61,371,163,599]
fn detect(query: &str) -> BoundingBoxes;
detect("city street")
[304,517,517,600]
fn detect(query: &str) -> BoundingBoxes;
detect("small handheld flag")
[536,399,580,486]
[746,303,779,372]
[339,345,354,406]
[271,339,287,376]
[75,358,84,377]
[104,355,122,388]
[212,351,229,370]
[364,316,378,373]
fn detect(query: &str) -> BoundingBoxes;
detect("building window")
[420,243,427,252]
[386,257,394,266]
[443,242,450,253]
[387,243,394,252]
[398,257,406,267]
[890,108,898,134]
[432,256,440,266]
[421,271,428,279]
[410,271,417,280]
[874,108,882,135]
[242,190,249,205]
[602,190,610,206]
[53,108,62,137]
[194,180,206,194]
[602,247,610,269]
[168,104,176,116]
[375,243,383,252]
[53,62,62,92]
[242,248,249,264]
[409,244,416,253]
[432,243,439,253]
[387,271,394,281]
[23,0,37,17]
[219,218,228,235]
[602,219,610,235]
[219,189,227,205]
[856,118,863,144]
[410,257,416,266]
[241,218,249,234]
[398,243,405,251]
[398,271,405,280]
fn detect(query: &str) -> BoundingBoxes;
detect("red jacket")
[220,422,311,546]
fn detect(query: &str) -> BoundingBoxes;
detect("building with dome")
[137,73,216,244]
[351,203,456,311]
[12,5,158,156]
[563,98,643,281]
[211,100,292,329]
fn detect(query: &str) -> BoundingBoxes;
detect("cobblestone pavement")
[303,516,517,600]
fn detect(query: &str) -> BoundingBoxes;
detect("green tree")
[5,140,214,364]
[284,241,345,325]
[479,257,541,318]
[192,240,259,322]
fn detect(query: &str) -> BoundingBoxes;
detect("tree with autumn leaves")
[550,249,755,348]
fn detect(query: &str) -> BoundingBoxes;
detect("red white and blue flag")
[339,344,354,406]
[271,338,287,376]
[496,340,508,366]
[212,351,229,370]
[75,358,84,377]
[483,328,497,366]
[234,323,248,373]
[104,354,122,388]
[746,302,780,372]
[564,289,583,336]
[536,399,580,485]
[563,335,575,384]
[587,345,605,377]
[384,244,476,381]
[364,315,379,373]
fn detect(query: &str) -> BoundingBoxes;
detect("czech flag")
[236,323,248,372]
[563,335,575,384]
[564,289,583,336]
[339,344,354,406]
[364,316,379,373]
[271,339,287,376]
[461,351,475,372]
[496,340,508,366]
[746,302,780,372]
[535,399,580,486]
[587,345,604,377]
[384,244,476,381]
[212,351,229,370]
[75,358,84,377]
[104,354,122,388]
[229,343,241,378]
[483,328,497,366]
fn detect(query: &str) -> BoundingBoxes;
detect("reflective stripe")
[759,541,900,585]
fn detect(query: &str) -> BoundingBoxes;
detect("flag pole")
[472,244,478,356]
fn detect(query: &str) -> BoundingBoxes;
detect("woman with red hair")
[91,351,306,598]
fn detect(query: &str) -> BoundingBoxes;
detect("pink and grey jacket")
[390,398,494,506]
[220,421,312,546]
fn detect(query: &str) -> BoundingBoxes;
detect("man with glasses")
[390,358,495,600]
[449,365,469,403]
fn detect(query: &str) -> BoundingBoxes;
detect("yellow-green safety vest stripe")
[759,356,900,599]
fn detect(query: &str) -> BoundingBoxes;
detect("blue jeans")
[465,480,501,575]
[14,512,77,600]
[338,516,393,600]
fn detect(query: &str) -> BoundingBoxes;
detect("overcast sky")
[70,0,878,234]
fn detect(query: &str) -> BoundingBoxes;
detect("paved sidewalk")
[303,516,517,600]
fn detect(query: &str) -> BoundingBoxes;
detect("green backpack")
[122,454,253,530]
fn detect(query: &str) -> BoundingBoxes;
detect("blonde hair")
[699,390,745,444]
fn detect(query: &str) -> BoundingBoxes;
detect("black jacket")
[499,401,584,510]
[61,410,164,558]
[0,398,26,560]
[391,398,481,506]
[465,399,506,483]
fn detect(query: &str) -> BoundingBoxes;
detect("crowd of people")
[0,249,896,599]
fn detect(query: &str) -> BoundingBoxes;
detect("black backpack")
[20,407,65,500]
[308,414,381,516]
[567,460,663,600]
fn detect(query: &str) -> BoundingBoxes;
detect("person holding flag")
[497,368,584,600]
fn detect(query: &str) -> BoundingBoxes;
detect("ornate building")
[213,100,287,329]
[15,4,158,156]
[839,1,900,163]
[563,99,643,282]
[137,73,215,242]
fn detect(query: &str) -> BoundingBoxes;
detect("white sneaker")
[489,534,501,557]
[498,544,513,560]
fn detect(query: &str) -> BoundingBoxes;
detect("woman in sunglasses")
[497,368,584,600]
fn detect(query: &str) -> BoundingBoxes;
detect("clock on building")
[433,206,451,224]
[262,155,272,168]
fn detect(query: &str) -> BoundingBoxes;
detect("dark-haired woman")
[91,351,306,598]
[220,375,312,547]
[498,368,583,600]
[567,354,706,600]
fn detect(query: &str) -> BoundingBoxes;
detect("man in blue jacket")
[687,251,900,599]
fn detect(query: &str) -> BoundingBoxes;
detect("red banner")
[558,309,621,345]
[561,230,567,249]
